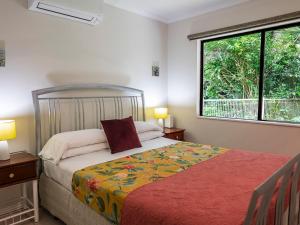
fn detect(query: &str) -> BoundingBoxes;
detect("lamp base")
[0,141,10,161]
[158,119,165,132]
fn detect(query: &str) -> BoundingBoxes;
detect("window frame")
[199,21,300,125]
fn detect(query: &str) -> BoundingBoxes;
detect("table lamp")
[154,108,168,130]
[0,120,16,160]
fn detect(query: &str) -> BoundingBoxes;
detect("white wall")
[0,0,168,154]
[168,0,300,156]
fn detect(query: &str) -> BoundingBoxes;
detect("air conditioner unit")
[28,0,103,25]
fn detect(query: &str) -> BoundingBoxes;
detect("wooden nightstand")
[163,128,185,141]
[0,152,39,224]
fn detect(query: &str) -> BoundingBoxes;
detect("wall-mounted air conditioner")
[28,0,103,25]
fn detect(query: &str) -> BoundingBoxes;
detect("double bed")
[32,84,300,225]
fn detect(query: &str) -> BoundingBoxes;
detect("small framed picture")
[152,64,159,77]
[0,41,5,67]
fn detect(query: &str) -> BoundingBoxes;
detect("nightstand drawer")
[165,132,184,141]
[0,162,36,187]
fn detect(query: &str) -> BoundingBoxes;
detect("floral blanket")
[71,142,228,224]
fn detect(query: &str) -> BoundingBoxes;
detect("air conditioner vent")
[28,0,103,25]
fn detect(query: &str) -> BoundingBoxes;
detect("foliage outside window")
[201,23,300,124]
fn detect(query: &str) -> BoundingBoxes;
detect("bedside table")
[163,128,185,141]
[0,152,39,224]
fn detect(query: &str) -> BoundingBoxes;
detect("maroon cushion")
[101,116,142,154]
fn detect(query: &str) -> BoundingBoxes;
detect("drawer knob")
[9,173,15,178]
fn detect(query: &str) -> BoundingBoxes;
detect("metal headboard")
[32,84,145,155]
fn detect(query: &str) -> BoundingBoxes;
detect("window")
[200,23,300,124]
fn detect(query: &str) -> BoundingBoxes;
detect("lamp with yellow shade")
[0,120,16,160]
[154,108,168,131]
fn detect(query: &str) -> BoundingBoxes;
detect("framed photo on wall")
[0,41,5,67]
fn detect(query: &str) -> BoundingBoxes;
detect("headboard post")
[32,91,42,154]
[141,92,146,122]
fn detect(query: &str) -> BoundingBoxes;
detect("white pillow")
[134,121,163,133]
[138,131,164,142]
[61,143,108,159]
[61,131,164,159]
[40,122,163,164]
[39,129,107,164]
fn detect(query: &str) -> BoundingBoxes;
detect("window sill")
[197,116,300,128]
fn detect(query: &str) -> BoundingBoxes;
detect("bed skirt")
[39,173,113,225]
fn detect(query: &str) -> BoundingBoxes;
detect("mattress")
[43,137,178,191]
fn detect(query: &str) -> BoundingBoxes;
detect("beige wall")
[168,0,300,156]
[0,0,168,154]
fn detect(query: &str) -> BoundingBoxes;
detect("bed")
[32,84,300,225]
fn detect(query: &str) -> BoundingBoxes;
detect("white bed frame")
[32,84,300,225]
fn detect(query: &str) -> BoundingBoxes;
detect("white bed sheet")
[43,137,178,191]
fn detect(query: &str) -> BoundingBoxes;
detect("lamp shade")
[0,120,16,141]
[154,108,168,119]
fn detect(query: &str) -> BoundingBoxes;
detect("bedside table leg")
[22,182,27,200]
[32,180,39,223]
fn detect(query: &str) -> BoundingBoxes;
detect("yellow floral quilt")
[72,142,228,224]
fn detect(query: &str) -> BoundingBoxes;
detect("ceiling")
[104,0,250,24]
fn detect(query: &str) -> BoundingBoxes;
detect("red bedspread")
[120,150,290,225]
